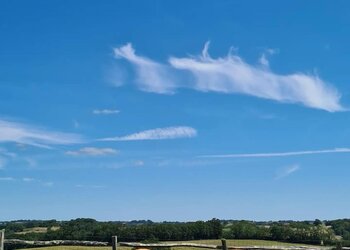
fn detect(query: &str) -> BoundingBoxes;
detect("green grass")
[187,239,317,246]
[16,239,321,250]
[169,239,319,250]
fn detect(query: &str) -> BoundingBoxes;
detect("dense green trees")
[325,219,350,246]
[223,221,270,239]
[222,221,336,245]
[326,220,350,240]
[1,218,222,243]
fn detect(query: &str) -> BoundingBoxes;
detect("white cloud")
[275,165,300,180]
[0,177,15,181]
[66,147,118,156]
[199,147,350,158]
[0,119,83,148]
[258,48,278,68]
[258,54,269,68]
[100,126,197,141]
[115,42,344,112]
[93,109,120,115]
[105,63,127,87]
[0,177,55,187]
[22,177,35,182]
[114,43,177,94]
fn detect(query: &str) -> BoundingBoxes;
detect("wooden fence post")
[0,229,5,250]
[112,236,117,250]
[221,239,227,250]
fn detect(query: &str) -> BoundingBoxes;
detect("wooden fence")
[0,230,108,249]
[115,238,336,250]
[118,240,231,250]
[0,230,4,250]
[0,232,348,250]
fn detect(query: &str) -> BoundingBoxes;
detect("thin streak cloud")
[199,148,350,158]
[0,177,15,181]
[275,165,300,180]
[100,126,197,141]
[93,109,120,115]
[0,119,83,148]
[66,147,118,156]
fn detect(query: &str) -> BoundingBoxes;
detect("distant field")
[17,239,320,250]
[15,227,60,235]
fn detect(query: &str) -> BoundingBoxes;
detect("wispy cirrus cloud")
[114,44,177,94]
[275,165,300,180]
[199,148,350,158]
[100,126,197,141]
[115,42,344,112]
[0,176,53,187]
[258,48,278,68]
[93,109,120,115]
[66,147,118,156]
[0,119,83,148]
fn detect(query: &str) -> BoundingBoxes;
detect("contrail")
[199,148,350,158]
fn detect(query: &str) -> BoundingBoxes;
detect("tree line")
[1,218,222,243]
[2,218,350,246]
[222,220,335,245]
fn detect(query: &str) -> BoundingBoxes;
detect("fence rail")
[0,232,348,250]
[119,242,219,249]
[4,239,108,247]
[119,242,331,250]
[0,229,108,248]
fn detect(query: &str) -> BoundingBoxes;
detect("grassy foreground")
[185,240,316,246]
[16,239,320,250]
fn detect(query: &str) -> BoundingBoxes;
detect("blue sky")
[1,0,350,221]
